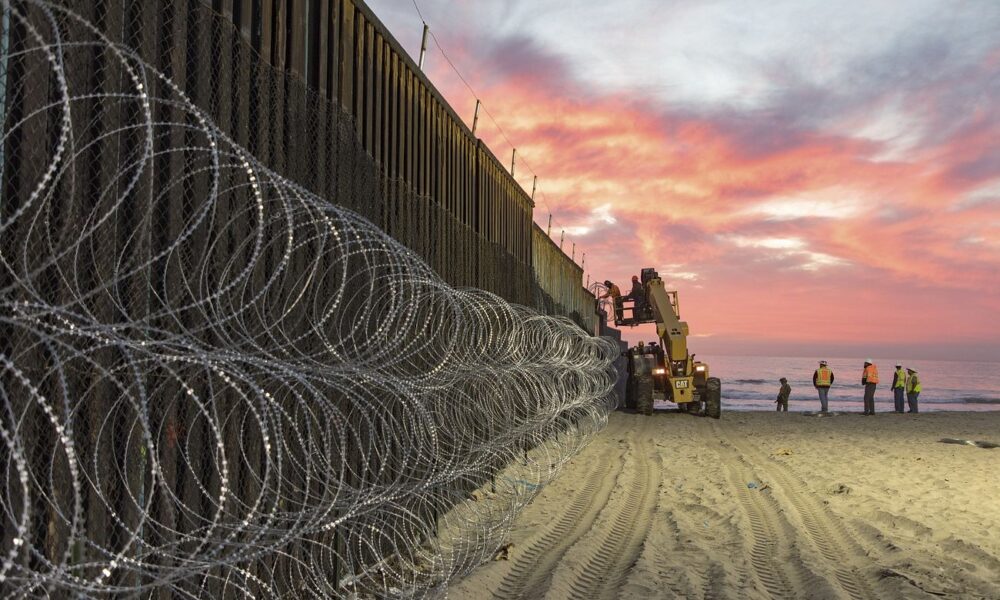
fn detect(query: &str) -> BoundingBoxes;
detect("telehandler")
[614,268,721,418]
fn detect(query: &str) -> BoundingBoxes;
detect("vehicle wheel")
[637,376,654,416]
[625,377,637,410]
[705,377,722,419]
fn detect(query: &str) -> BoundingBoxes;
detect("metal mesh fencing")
[0,1,617,597]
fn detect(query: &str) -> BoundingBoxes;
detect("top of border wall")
[532,223,584,276]
[353,0,534,208]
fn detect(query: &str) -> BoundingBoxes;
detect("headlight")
[695,365,706,372]
[652,368,666,375]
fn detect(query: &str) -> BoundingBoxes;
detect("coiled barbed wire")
[0,1,618,597]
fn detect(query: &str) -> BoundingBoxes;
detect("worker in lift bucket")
[625,275,647,318]
[599,280,623,322]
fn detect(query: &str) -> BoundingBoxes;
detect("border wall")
[195,0,591,326]
[532,224,597,332]
[0,0,604,595]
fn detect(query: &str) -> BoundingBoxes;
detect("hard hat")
[895,361,902,367]
[632,275,639,281]
[779,377,787,382]
[865,358,873,363]
[907,367,918,373]
[819,360,827,365]
[604,280,612,287]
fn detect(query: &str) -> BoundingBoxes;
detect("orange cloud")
[408,14,1000,358]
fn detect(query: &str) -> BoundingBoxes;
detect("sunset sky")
[366,0,1000,361]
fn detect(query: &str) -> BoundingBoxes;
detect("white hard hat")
[865,358,873,363]
[895,361,902,367]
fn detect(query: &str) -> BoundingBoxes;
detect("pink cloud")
[370,2,1000,358]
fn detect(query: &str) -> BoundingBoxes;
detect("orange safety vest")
[815,366,833,387]
[864,364,879,384]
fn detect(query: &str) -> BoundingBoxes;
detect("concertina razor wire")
[0,1,619,597]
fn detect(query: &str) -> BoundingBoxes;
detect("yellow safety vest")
[906,374,921,393]
[816,366,832,387]
[894,368,906,389]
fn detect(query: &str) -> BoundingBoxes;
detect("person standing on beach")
[906,367,921,413]
[862,359,879,415]
[813,360,834,413]
[776,377,791,412]
[892,363,906,413]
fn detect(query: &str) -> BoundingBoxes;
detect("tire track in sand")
[713,422,885,600]
[715,439,803,599]
[492,447,623,599]
[561,420,662,600]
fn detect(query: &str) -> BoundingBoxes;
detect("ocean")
[701,355,1000,412]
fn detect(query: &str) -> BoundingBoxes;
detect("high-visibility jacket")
[906,373,922,393]
[893,368,906,389]
[608,284,621,299]
[815,366,833,387]
[863,364,879,385]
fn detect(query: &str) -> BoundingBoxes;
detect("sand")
[447,410,1000,599]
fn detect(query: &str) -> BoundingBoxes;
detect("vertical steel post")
[511,148,516,177]
[546,214,552,237]
[471,99,481,135]
[531,175,537,201]
[0,5,10,181]
[572,242,576,261]
[559,230,564,250]
[418,23,429,69]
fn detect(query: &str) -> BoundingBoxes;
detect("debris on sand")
[493,543,514,561]
[939,438,999,449]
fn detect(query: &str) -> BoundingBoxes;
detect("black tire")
[705,377,722,419]
[637,376,654,416]
[625,377,637,410]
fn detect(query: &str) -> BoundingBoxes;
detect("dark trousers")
[863,383,877,414]
[776,401,788,412]
[893,387,905,412]
[907,392,919,413]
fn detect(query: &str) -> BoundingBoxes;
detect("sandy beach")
[448,410,1000,599]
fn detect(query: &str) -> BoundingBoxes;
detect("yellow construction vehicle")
[615,268,721,418]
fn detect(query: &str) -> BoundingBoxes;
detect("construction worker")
[627,275,643,301]
[600,280,623,322]
[891,362,906,413]
[625,275,646,318]
[813,360,834,413]
[776,377,791,412]
[861,359,879,415]
[906,367,921,413]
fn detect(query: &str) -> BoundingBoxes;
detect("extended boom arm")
[645,277,697,402]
